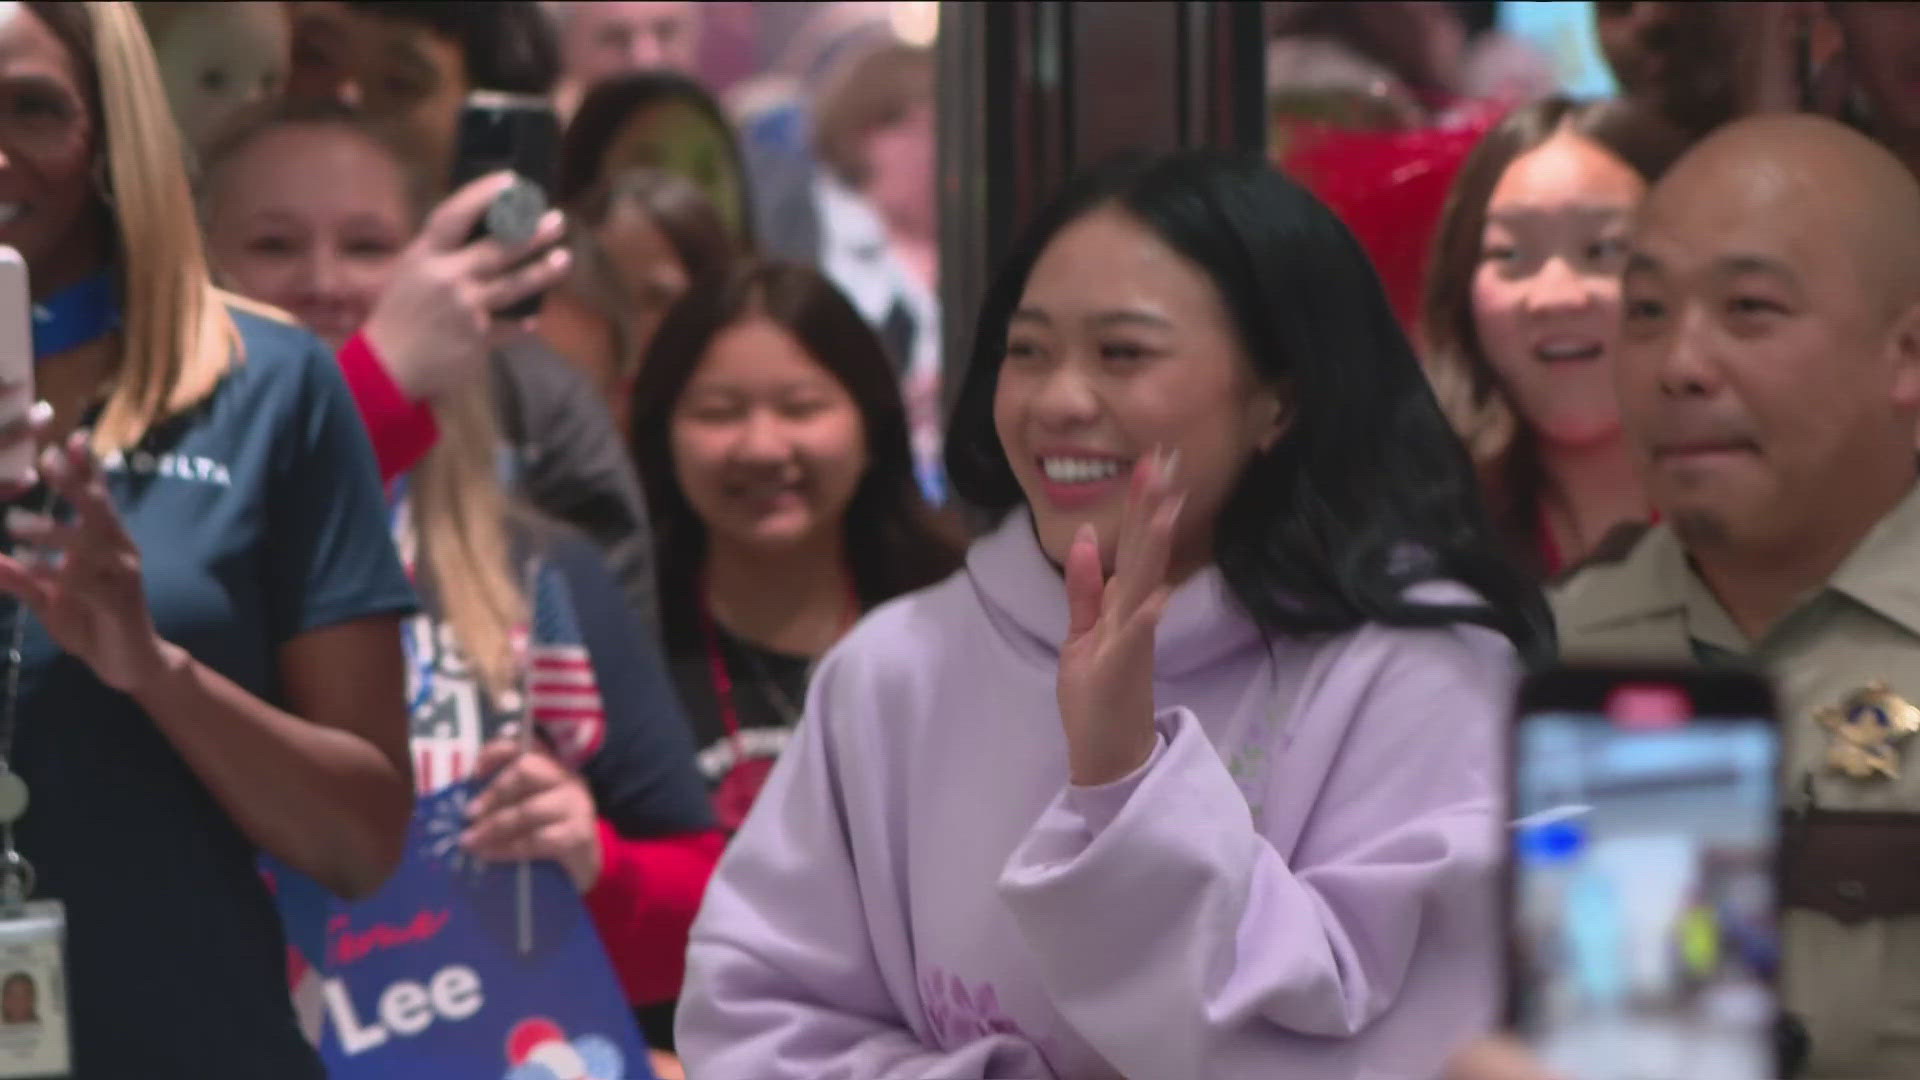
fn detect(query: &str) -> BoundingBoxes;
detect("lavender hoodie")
[678,510,1513,1079]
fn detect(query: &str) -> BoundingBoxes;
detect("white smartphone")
[0,246,30,481]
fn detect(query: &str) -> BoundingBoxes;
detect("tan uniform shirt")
[1552,487,1920,1078]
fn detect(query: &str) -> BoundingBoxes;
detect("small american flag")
[526,560,607,769]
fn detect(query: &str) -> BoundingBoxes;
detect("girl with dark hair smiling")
[676,150,1548,1080]
[1420,95,1688,575]
[628,259,959,832]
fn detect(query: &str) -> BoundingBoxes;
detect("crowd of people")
[0,1,1911,1078]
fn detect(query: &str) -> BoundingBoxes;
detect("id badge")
[0,902,68,1078]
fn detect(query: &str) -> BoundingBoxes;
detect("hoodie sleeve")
[676,653,1055,1080]
[997,625,1510,1079]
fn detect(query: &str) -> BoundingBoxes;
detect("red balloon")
[506,1017,567,1064]
[1277,104,1504,334]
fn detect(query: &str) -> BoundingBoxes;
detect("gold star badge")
[1816,683,1920,781]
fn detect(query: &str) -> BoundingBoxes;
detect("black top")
[10,311,417,1078]
[490,337,658,633]
[665,624,813,791]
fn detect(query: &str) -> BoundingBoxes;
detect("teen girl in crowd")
[630,259,961,838]
[280,1,661,623]
[542,167,736,437]
[1420,95,1689,575]
[677,151,1551,1079]
[197,102,724,1018]
[0,4,414,1074]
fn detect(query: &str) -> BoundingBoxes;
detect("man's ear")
[1889,299,1920,411]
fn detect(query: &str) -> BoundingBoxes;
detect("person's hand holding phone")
[361,172,570,406]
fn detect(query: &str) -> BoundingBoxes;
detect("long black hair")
[630,260,963,654]
[945,149,1553,660]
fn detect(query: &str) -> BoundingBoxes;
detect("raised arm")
[998,626,1511,1078]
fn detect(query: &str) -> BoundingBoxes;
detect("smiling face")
[203,123,413,348]
[993,206,1283,574]
[670,314,869,555]
[0,4,106,296]
[1616,142,1920,555]
[1472,130,1645,448]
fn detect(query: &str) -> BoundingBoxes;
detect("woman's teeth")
[1041,457,1126,483]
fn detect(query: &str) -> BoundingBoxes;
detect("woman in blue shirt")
[0,4,414,1076]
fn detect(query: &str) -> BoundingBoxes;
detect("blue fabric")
[30,268,120,360]
[10,309,416,1078]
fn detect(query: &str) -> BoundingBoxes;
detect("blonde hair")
[409,381,529,705]
[37,2,240,454]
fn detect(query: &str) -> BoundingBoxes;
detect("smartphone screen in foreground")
[1512,711,1778,1080]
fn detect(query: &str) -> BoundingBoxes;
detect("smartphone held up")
[0,247,32,484]
[1507,665,1788,1080]
[450,92,561,322]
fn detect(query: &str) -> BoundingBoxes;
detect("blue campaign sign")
[270,783,654,1080]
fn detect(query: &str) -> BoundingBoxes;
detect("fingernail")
[1162,447,1181,485]
[26,401,50,426]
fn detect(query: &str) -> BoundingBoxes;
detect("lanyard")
[697,575,859,750]
[0,488,58,906]
[31,268,120,361]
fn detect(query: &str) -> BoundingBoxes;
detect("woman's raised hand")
[362,171,571,405]
[0,429,175,695]
[1056,447,1184,787]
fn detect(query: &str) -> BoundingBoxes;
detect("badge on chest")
[1815,683,1920,781]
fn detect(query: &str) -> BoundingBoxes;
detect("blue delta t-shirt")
[7,309,416,1078]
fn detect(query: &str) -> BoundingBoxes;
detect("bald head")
[1643,114,1920,316]
[1617,113,1920,567]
